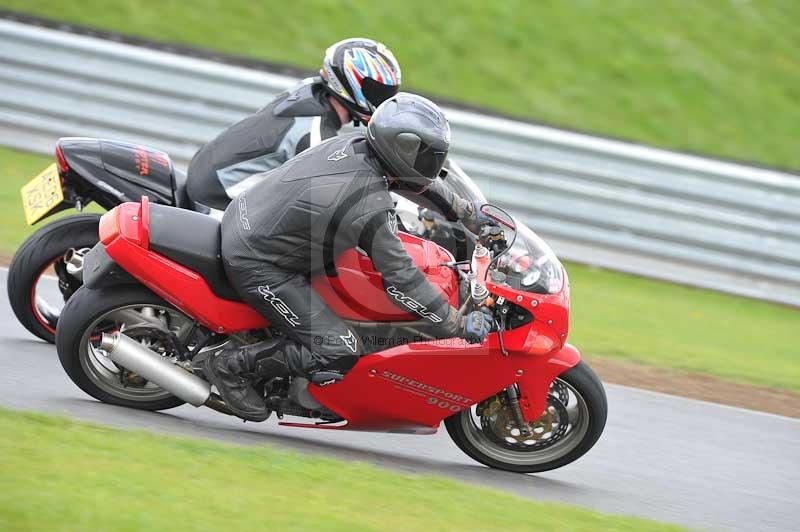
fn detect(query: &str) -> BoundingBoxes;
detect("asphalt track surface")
[1,269,797,531]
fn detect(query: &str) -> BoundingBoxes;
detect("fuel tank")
[313,232,460,321]
[58,137,178,208]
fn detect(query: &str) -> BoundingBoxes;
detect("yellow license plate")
[21,163,64,225]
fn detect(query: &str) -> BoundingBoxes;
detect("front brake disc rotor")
[549,380,570,407]
[480,394,570,450]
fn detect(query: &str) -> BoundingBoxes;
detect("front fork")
[504,383,532,436]
[494,305,536,434]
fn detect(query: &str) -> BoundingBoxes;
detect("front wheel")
[445,361,607,474]
[7,213,101,343]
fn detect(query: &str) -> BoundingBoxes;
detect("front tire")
[7,213,101,343]
[56,284,185,411]
[445,361,607,474]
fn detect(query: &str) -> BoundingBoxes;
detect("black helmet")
[366,93,451,194]
[320,38,401,124]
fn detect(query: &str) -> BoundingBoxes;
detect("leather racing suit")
[220,133,473,377]
[187,77,343,212]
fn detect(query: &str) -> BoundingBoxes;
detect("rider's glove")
[453,197,482,235]
[462,307,494,344]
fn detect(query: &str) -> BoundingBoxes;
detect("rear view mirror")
[480,204,516,230]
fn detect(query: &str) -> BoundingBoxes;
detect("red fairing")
[307,340,582,431]
[485,268,571,355]
[311,232,458,321]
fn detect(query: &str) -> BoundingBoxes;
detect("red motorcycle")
[55,196,607,473]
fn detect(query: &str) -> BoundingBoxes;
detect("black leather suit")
[220,133,468,377]
[187,78,342,211]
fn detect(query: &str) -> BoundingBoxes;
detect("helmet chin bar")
[351,108,373,127]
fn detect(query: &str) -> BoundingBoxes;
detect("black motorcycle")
[8,138,197,342]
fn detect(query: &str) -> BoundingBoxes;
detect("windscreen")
[496,223,564,294]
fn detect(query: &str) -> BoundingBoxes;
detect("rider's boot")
[204,339,289,421]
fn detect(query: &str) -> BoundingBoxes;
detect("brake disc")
[479,393,570,450]
[549,380,570,408]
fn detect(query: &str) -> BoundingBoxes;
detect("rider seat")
[147,204,241,301]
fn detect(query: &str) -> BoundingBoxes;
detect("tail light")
[55,142,69,174]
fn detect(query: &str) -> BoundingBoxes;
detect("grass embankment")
[0,147,102,255]
[0,148,52,254]
[2,0,799,169]
[0,408,687,531]
[568,266,799,393]
[1,144,798,392]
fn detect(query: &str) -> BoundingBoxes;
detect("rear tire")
[56,284,185,411]
[7,213,101,343]
[445,361,607,474]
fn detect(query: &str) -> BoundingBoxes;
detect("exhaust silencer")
[64,248,86,280]
[99,332,211,407]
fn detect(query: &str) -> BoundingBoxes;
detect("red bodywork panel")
[101,200,267,332]
[311,232,458,321]
[99,201,580,432]
[305,339,580,432]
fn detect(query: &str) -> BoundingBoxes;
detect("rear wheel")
[56,284,187,411]
[7,213,101,343]
[445,361,607,474]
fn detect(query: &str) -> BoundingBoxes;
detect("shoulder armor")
[275,134,376,182]
[273,78,330,117]
[357,174,395,217]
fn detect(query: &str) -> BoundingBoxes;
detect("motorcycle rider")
[206,93,494,421]
[186,38,402,212]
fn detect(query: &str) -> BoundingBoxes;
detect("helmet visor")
[413,141,448,179]
[362,78,400,111]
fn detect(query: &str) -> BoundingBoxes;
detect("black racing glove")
[462,307,494,344]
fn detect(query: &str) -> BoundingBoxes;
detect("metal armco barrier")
[1,19,799,306]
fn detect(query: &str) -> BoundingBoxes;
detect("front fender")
[515,343,581,423]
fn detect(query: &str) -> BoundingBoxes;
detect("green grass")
[0,146,798,391]
[0,147,55,254]
[0,407,687,531]
[567,263,800,393]
[0,146,102,254]
[2,0,799,169]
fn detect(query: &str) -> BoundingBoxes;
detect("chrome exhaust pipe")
[63,248,86,280]
[99,332,211,407]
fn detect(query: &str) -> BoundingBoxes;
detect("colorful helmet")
[367,93,450,194]
[321,38,402,124]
